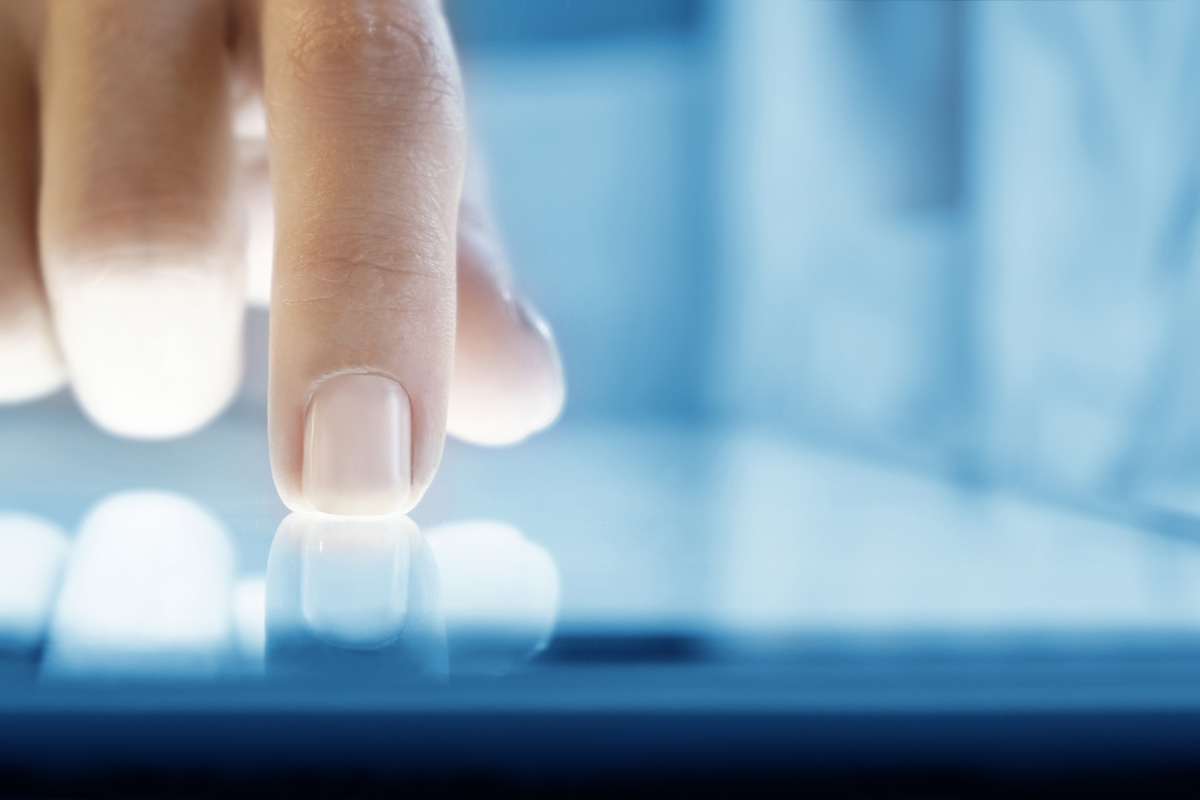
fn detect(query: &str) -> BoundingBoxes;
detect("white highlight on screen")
[0,513,70,651]
[43,491,234,675]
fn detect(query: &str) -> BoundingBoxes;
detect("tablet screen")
[5,393,1200,691]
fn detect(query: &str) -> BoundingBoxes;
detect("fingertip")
[447,294,565,447]
[0,307,68,404]
[50,258,244,439]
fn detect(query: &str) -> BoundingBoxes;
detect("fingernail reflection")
[426,520,560,675]
[0,513,70,653]
[266,513,444,677]
[301,517,410,648]
[43,491,234,677]
[265,515,561,678]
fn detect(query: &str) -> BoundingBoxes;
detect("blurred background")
[441,0,1200,515]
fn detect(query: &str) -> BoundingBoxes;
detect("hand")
[0,0,565,515]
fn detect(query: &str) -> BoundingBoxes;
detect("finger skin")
[263,0,466,513]
[39,0,242,438]
[447,159,564,445]
[0,8,66,403]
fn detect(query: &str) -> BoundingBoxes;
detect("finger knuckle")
[283,222,451,314]
[287,2,454,100]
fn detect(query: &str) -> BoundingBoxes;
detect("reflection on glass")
[265,515,562,678]
[42,491,234,677]
[426,520,560,675]
[301,519,411,648]
[231,575,267,670]
[11,481,561,681]
[711,436,1200,635]
[266,513,445,677]
[0,513,70,653]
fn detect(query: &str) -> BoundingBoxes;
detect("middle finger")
[39,0,243,438]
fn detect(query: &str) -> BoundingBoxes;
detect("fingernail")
[303,374,411,516]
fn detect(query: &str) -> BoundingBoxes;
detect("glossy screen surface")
[5,395,1200,701]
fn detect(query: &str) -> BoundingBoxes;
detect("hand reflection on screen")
[0,513,69,654]
[426,521,560,675]
[42,491,234,677]
[266,513,446,678]
[266,514,562,678]
[8,487,561,680]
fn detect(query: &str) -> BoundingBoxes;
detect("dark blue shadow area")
[11,645,1200,795]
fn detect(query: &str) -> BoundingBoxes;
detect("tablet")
[4,394,1200,796]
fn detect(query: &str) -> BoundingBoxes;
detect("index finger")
[262,0,466,515]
